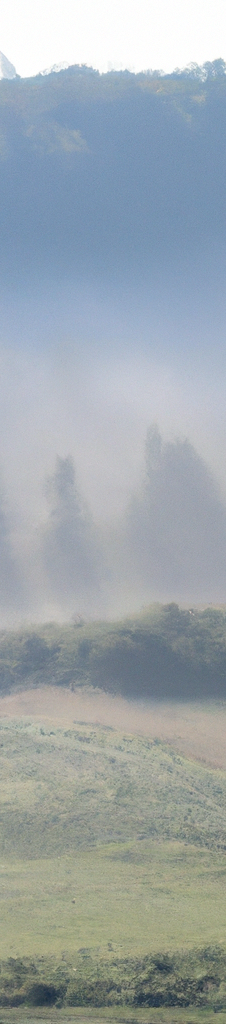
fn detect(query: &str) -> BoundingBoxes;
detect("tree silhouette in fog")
[125,426,226,602]
[43,456,101,611]
[0,487,24,610]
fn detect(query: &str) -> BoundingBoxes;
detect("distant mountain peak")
[0,51,17,80]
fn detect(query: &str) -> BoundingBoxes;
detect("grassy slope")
[1,715,226,1014]
[2,717,226,862]
[2,607,226,1013]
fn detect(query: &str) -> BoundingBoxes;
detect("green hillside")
[1,606,226,1013]
[1,713,226,1013]
[2,713,226,859]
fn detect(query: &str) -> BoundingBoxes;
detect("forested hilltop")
[1,603,226,699]
[1,58,226,279]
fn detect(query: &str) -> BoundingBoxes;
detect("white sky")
[1,0,226,78]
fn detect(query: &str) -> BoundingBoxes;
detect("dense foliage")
[1,603,226,699]
[0,946,226,1010]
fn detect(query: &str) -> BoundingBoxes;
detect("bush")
[25,981,58,1005]
[66,979,120,1006]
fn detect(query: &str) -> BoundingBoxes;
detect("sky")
[1,0,226,78]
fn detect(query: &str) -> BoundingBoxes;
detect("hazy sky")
[1,0,226,77]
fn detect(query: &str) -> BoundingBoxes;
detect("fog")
[1,65,226,620]
[0,266,226,623]
[1,74,226,1004]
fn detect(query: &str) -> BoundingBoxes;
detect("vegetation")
[1,60,226,279]
[0,1011,224,1024]
[3,714,226,859]
[0,945,226,1011]
[1,603,226,699]
[1,605,226,1013]
[0,714,226,1012]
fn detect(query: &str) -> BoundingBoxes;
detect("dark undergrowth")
[1,603,226,701]
[1,947,226,1010]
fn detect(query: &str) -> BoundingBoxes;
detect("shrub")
[25,981,58,1005]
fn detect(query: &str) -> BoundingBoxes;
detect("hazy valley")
[1,58,226,1022]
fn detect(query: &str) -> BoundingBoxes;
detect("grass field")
[1,1009,226,1024]
[1,1007,226,1023]
[2,839,226,956]
[1,687,226,1013]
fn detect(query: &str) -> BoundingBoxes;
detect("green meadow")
[3,838,226,958]
[2,1008,226,1024]
[1,1009,226,1024]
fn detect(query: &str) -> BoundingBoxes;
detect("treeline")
[1,602,226,700]
[0,432,226,622]
[0,946,226,1009]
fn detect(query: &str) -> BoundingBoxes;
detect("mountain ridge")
[0,50,17,80]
